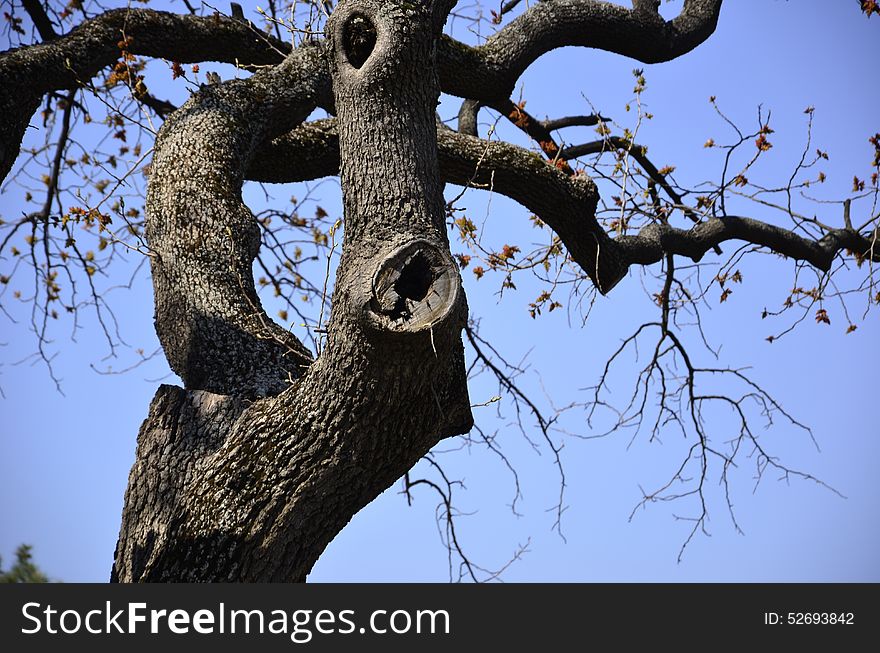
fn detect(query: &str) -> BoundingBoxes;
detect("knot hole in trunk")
[370,240,460,333]
[342,15,377,69]
[394,252,432,302]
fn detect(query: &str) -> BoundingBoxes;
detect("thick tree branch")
[0,7,295,183]
[3,7,291,77]
[437,0,723,100]
[617,217,880,271]
[145,43,329,398]
[247,118,878,290]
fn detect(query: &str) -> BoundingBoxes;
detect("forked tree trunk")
[6,0,871,583]
[111,0,473,582]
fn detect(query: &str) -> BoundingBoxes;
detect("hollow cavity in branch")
[369,240,461,332]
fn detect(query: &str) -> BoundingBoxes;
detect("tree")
[0,544,50,583]
[0,1,877,582]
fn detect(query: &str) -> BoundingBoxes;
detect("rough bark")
[246,119,880,290]
[111,0,472,582]
[145,44,328,398]
[0,8,294,183]
[437,0,723,101]
[0,1,723,185]
[5,0,873,583]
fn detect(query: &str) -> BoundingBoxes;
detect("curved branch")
[146,43,330,397]
[617,218,880,271]
[0,7,294,183]
[437,0,723,100]
[247,118,878,292]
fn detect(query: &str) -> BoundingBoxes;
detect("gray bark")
[111,0,471,582]
[10,0,870,583]
[0,8,294,183]
[0,1,724,185]
[246,120,880,291]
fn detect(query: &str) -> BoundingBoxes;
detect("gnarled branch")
[437,0,723,101]
[247,118,878,291]
[617,217,880,271]
[0,7,297,182]
[145,43,329,397]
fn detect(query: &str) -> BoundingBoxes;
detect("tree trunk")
[111,0,473,582]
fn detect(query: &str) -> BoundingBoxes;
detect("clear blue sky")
[1,1,878,582]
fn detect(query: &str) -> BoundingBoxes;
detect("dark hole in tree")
[342,15,377,69]
[395,253,433,303]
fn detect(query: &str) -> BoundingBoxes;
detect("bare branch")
[617,216,879,273]
[0,7,299,182]
[21,0,58,41]
[563,136,698,224]
[488,98,574,174]
[542,114,609,132]
[437,0,723,100]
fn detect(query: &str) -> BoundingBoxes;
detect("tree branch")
[138,93,178,118]
[21,0,58,41]
[617,217,880,272]
[247,118,878,291]
[541,114,609,131]
[458,98,482,137]
[437,0,723,100]
[562,136,703,226]
[487,98,574,174]
[0,7,295,183]
[145,43,330,397]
